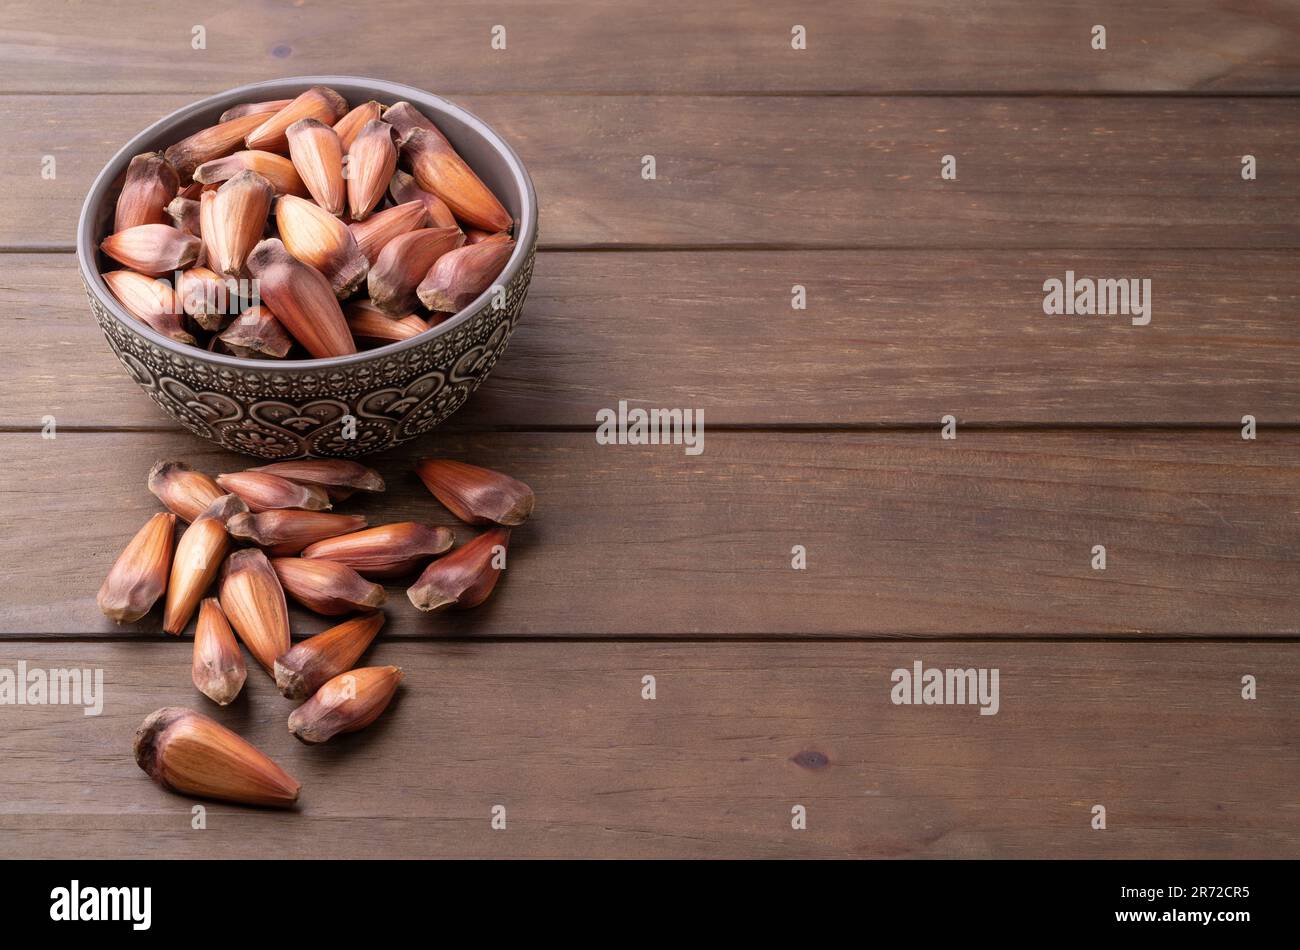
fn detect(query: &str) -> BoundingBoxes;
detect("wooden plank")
[0,641,1293,858]
[6,250,1300,430]
[6,95,1299,249]
[2,430,1297,638]
[2,1,1298,94]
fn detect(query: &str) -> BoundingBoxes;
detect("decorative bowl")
[77,76,537,459]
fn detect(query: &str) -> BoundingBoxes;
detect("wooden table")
[1,0,1297,858]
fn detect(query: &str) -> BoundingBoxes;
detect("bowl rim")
[77,75,538,371]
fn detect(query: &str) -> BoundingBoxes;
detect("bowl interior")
[79,76,537,370]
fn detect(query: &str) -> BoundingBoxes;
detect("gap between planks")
[8,634,1300,644]
[12,245,1300,254]
[7,91,1300,99]
[3,424,1298,434]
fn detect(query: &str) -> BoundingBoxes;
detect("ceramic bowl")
[78,76,537,459]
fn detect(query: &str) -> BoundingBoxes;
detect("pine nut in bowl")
[77,76,537,460]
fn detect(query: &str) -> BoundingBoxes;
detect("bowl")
[78,76,537,459]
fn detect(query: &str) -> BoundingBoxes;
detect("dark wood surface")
[0,642,1293,859]
[2,0,1298,94]
[6,94,1299,249]
[0,0,1295,858]
[3,430,1298,638]
[7,250,1300,427]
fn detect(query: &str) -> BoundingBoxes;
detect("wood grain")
[6,95,1298,249]
[1,1,1297,94]
[3,0,1298,864]
[2,430,1296,638]
[0,641,1292,858]
[6,250,1300,429]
